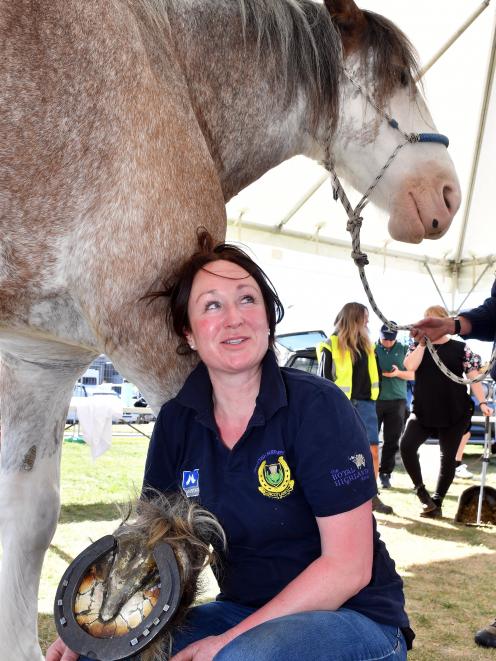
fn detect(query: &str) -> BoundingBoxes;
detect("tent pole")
[276,174,328,231]
[418,1,491,79]
[423,261,450,311]
[455,14,496,263]
[455,262,493,313]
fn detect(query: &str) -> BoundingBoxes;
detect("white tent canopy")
[226,0,496,314]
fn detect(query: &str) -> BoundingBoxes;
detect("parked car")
[275,330,326,369]
[67,384,89,424]
[284,347,319,374]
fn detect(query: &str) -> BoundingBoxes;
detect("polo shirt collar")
[175,350,287,428]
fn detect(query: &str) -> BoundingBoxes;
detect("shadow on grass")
[48,543,74,565]
[59,502,125,524]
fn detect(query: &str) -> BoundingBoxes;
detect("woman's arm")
[382,365,415,380]
[170,501,374,661]
[403,342,426,372]
[467,370,493,417]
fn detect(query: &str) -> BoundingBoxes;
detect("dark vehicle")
[284,348,319,374]
[275,330,327,374]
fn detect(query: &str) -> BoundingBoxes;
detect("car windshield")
[276,330,326,351]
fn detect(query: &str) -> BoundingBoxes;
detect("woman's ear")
[184,330,196,351]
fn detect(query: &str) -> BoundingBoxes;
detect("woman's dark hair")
[150,228,284,355]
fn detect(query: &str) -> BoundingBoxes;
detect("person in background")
[401,305,491,519]
[317,303,393,515]
[454,430,474,479]
[453,359,484,481]
[375,323,414,489]
[48,231,413,661]
[411,281,496,648]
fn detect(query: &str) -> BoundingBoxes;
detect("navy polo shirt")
[143,350,411,637]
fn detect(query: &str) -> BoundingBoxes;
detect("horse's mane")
[131,0,420,128]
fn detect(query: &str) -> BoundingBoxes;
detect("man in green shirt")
[376,324,414,489]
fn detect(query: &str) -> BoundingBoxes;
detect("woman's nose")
[224,305,243,326]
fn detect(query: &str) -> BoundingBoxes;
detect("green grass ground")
[34,428,496,659]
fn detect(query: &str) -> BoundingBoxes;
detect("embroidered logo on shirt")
[182,469,200,497]
[257,455,294,499]
[349,453,366,469]
[330,455,370,488]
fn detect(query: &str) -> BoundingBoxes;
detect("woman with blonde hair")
[401,305,491,518]
[317,302,393,515]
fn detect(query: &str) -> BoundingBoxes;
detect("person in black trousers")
[401,305,489,519]
[411,282,496,648]
[375,323,413,489]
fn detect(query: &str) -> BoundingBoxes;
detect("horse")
[0,0,461,658]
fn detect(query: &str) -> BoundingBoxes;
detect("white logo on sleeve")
[182,469,200,497]
[349,454,366,469]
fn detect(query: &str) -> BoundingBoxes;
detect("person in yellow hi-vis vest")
[317,302,393,515]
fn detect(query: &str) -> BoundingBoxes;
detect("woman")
[316,302,393,515]
[48,231,412,661]
[401,305,492,518]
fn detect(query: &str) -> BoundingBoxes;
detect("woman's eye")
[205,300,220,311]
[241,295,255,304]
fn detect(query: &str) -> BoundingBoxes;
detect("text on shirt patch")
[182,469,200,497]
[257,455,294,499]
[330,454,370,488]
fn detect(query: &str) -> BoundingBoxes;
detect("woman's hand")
[170,633,231,661]
[480,402,493,417]
[45,637,79,661]
[410,317,453,342]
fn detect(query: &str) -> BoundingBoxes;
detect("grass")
[34,429,496,658]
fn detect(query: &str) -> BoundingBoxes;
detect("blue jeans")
[77,603,407,661]
[351,399,380,446]
[170,601,407,660]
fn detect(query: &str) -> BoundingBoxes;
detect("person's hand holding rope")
[410,315,472,343]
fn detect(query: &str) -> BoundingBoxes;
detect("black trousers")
[376,399,406,476]
[400,414,470,502]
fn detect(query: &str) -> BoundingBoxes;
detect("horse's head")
[323,0,461,243]
[72,493,225,659]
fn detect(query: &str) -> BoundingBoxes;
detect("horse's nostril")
[432,219,439,229]
[443,185,453,212]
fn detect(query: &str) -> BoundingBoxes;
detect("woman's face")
[185,260,270,377]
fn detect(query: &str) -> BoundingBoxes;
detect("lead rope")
[323,71,496,386]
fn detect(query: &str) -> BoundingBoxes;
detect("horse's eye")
[399,70,409,87]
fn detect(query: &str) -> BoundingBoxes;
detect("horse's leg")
[0,347,96,661]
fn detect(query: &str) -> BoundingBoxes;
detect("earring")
[189,343,196,351]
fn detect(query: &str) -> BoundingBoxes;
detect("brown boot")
[415,485,438,516]
[372,495,394,515]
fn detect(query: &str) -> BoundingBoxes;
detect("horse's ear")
[323,0,367,54]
